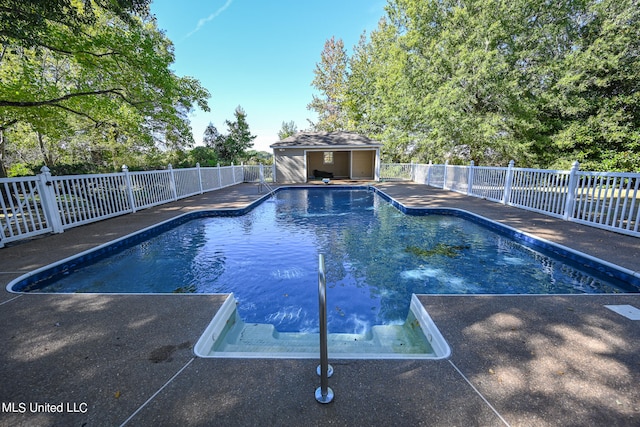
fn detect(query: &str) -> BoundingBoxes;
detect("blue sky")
[151,0,387,152]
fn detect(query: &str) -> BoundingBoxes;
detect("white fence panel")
[508,169,570,218]
[412,164,431,185]
[0,176,51,246]
[428,165,446,188]
[242,166,260,182]
[572,172,639,235]
[219,166,236,188]
[469,167,507,202]
[173,168,202,198]
[405,160,640,238]
[380,163,413,181]
[128,170,174,210]
[445,165,469,193]
[233,165,244,183]
[242,165,273,182]
[52,173,132,229]
[3,160,639,247]
[200,167,221,191]
[243,165,274,182]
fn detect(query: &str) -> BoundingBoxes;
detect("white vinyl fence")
[0,163,247,247]
[2,160,638,247]
[242,164,276,183]
[380,163,413,181]
[411,161,640,237]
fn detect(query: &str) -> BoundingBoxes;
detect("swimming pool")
[10,187,639,337]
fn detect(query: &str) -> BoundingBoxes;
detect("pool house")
[270,131,382,183]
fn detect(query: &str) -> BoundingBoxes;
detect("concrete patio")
[1,182,638,426]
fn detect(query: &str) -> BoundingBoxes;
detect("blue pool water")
[14,188,638,334]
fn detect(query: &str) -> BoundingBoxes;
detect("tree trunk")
[37,131,53,167]
[0,129,7,178]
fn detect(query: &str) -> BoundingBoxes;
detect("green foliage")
[243,150,273,165]
[216,106,256,164]
[307,36,349,131]
[544,0,640,171]
[0,0,151,48]
[203,122,224,148]
[277,120,298,140]
[6,163,32,177]
[0,0,210,173]
[311,0,639,170]
[185,146,218,167]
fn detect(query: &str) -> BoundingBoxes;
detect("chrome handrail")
[315,253,334,403]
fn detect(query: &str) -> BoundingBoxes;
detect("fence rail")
[242,164,275,183]
[380,163,413,181]
[0,163,248,247]
[0,176,51,243]
[408,160,640,237]
[2,160,638,247]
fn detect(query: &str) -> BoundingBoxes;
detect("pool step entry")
[194,293,451,359]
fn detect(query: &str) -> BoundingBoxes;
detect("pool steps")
[194,294,451,359]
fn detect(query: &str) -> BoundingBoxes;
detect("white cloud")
[186,0,234,38]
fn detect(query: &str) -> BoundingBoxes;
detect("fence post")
[37,166,64,233]
[467,160,475,196]
[168,164,178,201]
[442,160,449,190]
[502,160,515,205]
[410,161,415,182]
[231,162,236,184]
[122,165,137,213]
[196,163,204,194]
[217,163,223,188]
[563,161,580,221]
[427,161,432,186]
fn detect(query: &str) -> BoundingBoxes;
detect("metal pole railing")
[315,253,334,403]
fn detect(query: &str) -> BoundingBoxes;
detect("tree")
[0,0,210,173]
[307,36,349,132]
[318,0,639,169]
[343,32,380,137]
[379,0,539,165]
[545,0,640,171]
[214,106,256,164]
[185,146,218,167]
[203,122,223,147]
[278,120,298,140]
[0,0,151,49]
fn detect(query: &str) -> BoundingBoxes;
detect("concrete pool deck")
[0,182,638,426]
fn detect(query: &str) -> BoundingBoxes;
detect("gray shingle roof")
[270,131,382,148]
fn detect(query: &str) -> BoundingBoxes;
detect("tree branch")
[37,40,122,58]
[53,104,101,124]
[0,88,130,107]
[0,119,18,131]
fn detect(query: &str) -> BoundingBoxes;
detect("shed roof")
[270,131,382,149]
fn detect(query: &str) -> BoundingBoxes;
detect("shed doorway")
[306,150,376,181]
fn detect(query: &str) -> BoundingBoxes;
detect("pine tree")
[278,121,298,140]
[219,106,256,164]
